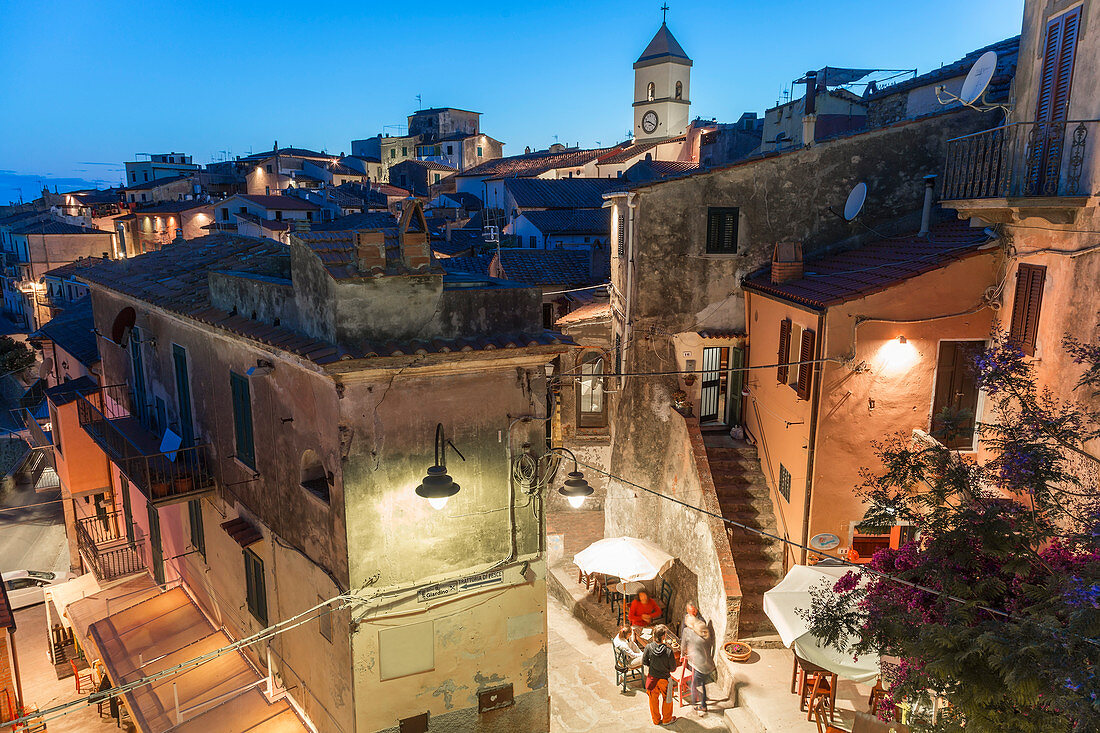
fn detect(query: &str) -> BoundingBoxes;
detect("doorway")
[700,346,745,426]
[931,340,985,450]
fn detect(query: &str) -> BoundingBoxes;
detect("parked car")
[2,570,77,610]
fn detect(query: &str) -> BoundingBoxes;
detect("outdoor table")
[608,580,645,598]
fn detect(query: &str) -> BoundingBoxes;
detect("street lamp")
[416,423,465,510]
[514,443,593,508]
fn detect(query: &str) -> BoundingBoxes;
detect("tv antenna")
[936,51,1009,121]
[416,93,423,109]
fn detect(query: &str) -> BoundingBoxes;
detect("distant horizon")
[0,0,1023,204]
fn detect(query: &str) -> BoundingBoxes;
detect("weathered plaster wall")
[339,362,552,732]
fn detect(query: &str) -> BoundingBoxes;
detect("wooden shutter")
[796,328,816,400]
[617,214,626,257]
[720,209,738,252]
[1009,264,1046,356]
[1037,7,1081,124]
[777,319,791,383]
[706,209,721,252]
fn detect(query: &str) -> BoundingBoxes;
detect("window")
[402,147,408,156]
[777,319,791,384]
[188,499,205,558]
[149,506,165,584]
[778,464,791,502]
[529,236,537,248]
[477,146,483,157]
[446,145,453,155]
[220,208,229,221]
[141,193,147,202]
[173,345,194,445]
[647,82,655,101]
[542,303,554,330]
[244,548,267,625]
[143,172,148,182]
[230,371,255,469]
[795,328,816,400]
[1009,264,1045,356]
[617,214,626,257]
[318,594,332,642]
[434,174,440,183]
[577,351,606,428]
[300,450,329,502]
[131,173,136,183]
[306,211,313,222]
[675,81,683,100]
[931,341,985,450]
[274,210,283,221]
[265,165,273,173]
[705,207,738,254]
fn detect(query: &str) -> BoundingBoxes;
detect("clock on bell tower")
[633,13,692,142]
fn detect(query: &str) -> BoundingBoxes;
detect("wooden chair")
[578,568,592,590]
[869,679,886,716]
[804,672,837,722]
[812,696,845,733]
[613,646,643,693]
[69,658,94,694]
[668,657,694,709]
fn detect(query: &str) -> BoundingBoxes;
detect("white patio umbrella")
[763,564,880,683]
[573,536,675,582]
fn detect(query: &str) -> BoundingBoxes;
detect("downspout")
[623,192,638,390]
[800,309,827,564]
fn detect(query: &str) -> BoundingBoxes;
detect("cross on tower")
[661,3,669,23]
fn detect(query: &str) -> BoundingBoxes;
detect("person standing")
[641,626,677,726]
[681,601,717,716]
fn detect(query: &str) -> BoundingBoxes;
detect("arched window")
[647,82,655,101]
[577,351,606,428]
[300,450,330,502]
[675,81,683,100]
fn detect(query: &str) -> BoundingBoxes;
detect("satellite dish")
[38,357,54,379]
[843,182,868,221]
[960,51,998,106]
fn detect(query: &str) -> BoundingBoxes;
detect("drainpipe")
[622,192,638,389]
[800,309,827,564]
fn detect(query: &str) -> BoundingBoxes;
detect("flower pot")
[151,481,170,499]
[174,475,194,494]
[723,641,752,662]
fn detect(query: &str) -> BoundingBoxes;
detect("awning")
[85,586,308,732]
[51,572,159,637]
[221,517,263,547]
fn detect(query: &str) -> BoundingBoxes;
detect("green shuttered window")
[230,371,255,470]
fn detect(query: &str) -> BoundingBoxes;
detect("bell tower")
[633,8,692,142]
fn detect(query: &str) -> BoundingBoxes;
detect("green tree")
[807,338,1100,732]
[0,336,36,375]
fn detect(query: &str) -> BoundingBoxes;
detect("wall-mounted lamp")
[514,443,593,509]
[246,359,275,379]
[416,423,465,510]
[897,335,907,344]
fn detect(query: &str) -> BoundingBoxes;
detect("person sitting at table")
[627,589,662,627]
[613,625,643,669]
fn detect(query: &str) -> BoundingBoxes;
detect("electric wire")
[571,457,1100,649]
[541,282,610,296]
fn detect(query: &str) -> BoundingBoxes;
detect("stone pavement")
[12,603,128,732]
[549,595,732,732]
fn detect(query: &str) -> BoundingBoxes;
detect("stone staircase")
[703,431,785,645]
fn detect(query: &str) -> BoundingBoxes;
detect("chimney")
[918,174,936,237]
[771,242,804,284]
[398,201,432,271]
[355,230,386,273]
[802,70,818,146]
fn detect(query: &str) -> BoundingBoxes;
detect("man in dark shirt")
[641,626,677,725]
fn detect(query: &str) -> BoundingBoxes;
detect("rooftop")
[130,200,212,215]
[311,211,398,231]
[43,256,108,279]
[461,148,611,179]
[396,159,458,173]
[597,135,686,164]
[866,35,1019,103]
[555,301,611,327]
[240,147,330,162]
[30,297,99,369]
[441,249,598,288]
[12,220,109,236]
[235,194,320,211]
[503,178,625,209]
[519,209,611,236]
[635,23,692,67]
[742,219,992,309]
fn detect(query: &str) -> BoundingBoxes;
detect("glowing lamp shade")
[558,470,593,509]
[415,464,459,510]
[876,336,919,374]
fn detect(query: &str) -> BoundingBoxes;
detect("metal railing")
[75,512,145,581]
[76,384,216,505]
[21,408,52,450]
[942,119,1096,200]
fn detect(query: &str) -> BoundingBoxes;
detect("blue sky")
[0,0,1023,201]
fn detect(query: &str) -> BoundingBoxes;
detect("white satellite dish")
[960,51,998,106]
[843,182,868,221]
[38,357,54,379]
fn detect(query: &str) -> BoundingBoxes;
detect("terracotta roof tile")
[461,148,613,179]
[742,219,992,309]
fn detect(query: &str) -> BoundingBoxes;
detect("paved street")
[0,481,68,576]
[549,595,731,732]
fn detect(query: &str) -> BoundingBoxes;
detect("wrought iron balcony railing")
[942,119,1096,201]
[76,384,216,507]
[75,511,145,581]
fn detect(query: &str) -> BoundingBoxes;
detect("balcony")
[941,120,1097,224]
[75,511,145,581]
[76,384,217,507]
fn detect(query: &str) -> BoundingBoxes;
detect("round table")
[608,581,645,596]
